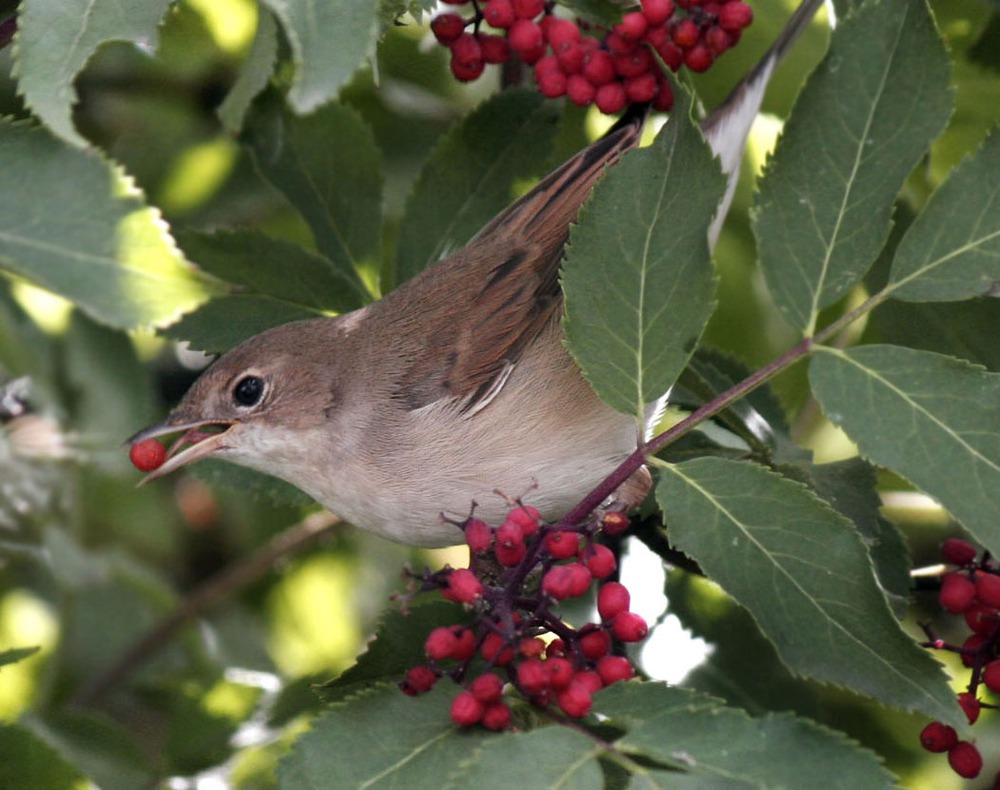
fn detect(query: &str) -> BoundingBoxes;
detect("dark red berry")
[976,572,1000,607]
[451,690,485,727]
[625,72,659,102]
[451,52,485,82]
[941,538,978,566]
[481,632,515,665]
[479,33,511,64]
[544,17,581,47]
[512,0,544,19]
[483,0,515,29]
[595,82,627,114]
[400,665,438,696]
[470,672,505,703]
[940,573,976,613]
[919,721,958,753]
[671,17,700,48]
[602,512,631,535]
[705,25,732,55]
[718,0,753,31]
[546,657,574,689]
[598,582,631,621]
[520,637,546,658]
[465,518,492,553]
[964,603,998,634]
[451,627,477,660]
[612,611,649,642]
[431,13,466,45]
[597,655,634,685]
[130,438,166,472]
[958,691,982,723]
[481,700,512,730]
[517,658,549,694]
[684,43,713,72]
[579,625,612,659]
[981,661,1000,694]
[642,0,675,26]
[614,47,654,78]
[555,40,585,74]
[655,39,684,70]
[948,741,983,779]
[566,74,596,106]
[556,681,592,718]
[653,77,674,110]
[961,634,986,667]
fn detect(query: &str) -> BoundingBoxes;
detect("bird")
[129,0,825,548]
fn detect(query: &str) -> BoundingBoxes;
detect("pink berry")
[919,721,958,753]
[517,658,549,694]
[605,31,638,55]
[566,74,596,106]
[948,741,983,779]
[612,611,649,643]
[512,0,544,19]
[451,627,477,660]
[400,665,438,696]
[451,690,485,727]
[718,0,753,31]
[470,672,505,703]
[508,18,544,58]
[481,632,515,665]
[595,81,627,114]
[961,634,986,667]
[505,504,542,536]
[579,625,612,659]
[572,669,604,694]
[556,682,592,718]
[130,438,166,472]
[431,13,466,45]
[425,626,459,660]
[940,573,976,613]
[615,11,649,42]
[544,17,581,47]
[598,582,631,620]
[443,568,484,604]
[596,655,634,685]
[542,565,576,599]
[555,40,585,74]
[642,0,675,26]
[545,530,581,559]
[481,700,512,730]
[582,543,617,579]
[465,518,492,553]
[941,538,978,566]
[483,0,515,29]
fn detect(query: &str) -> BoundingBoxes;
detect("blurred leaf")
[0,724,86,788]
[753,0,953,333]
[460,727,604,788]
[599,683,895,787]
[869,297,1000,371]
[810,345,1000,556]
[0,646,40,667]
[15,0,171,146]
[217,10,279,134]
[243,92,381,296]
[969,12,1000,73]
[393,90,560,286]
[0,121,220,330]
[888,130,1000,301]
[656,457,959,725]
[190,459,316,506]
[163,296,321,353]
[563,87,723,418]
[260,0,378,115]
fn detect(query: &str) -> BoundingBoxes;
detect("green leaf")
[260,0,378,115]
[460,728,603,789]
[0,646,40,668]
[163,296,322,353]
[0,121,219,330]
[279,683,492,788]
[887,129,1000,301]
[217,10,279,134]
[810,345,1000,556]
[14,0,171,146]
[0,724,86,789]
[393,90,560,286]
[656,457,959,724]
[752,0,953,333]
[243,93,381,295]
[599,683,894,787]
[563,87,724,418]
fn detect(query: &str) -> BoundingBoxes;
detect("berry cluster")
[918,538,1000,780]
[399,504,646,728]
[430,0,754,115]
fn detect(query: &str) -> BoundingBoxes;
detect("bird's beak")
[126,416,237,485]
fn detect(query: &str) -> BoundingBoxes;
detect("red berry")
[465,518,492,553]
[653,77,674,110]
[451,690,485,727]
[508,18,544,60]
[520,637,546,658]
[958,691,982,723]
[684,43,713,72]
[130,438,166,472]
[451,54,485,82]
[425,626,459,660]
[481,700,512,730]
[400,665,438,696]
[483,0,515,29]
[919,721,958,753]
[582,50,615,86]
[481,632,515,665]
[470,672,505,703]
[579,625,612,659]
[655,39,684,70]
[601,512,630,535]
[606,31,638,55]
[496,519,527,565]
[976,572,1000,607]
[443,568,484,604]
[546,638,567,658]
[614,47,654,78]
[671,17,700,48]
[615,12,649,42]
[961,634,986,667]
[598,582,631,620]
[512,0,544,19]
[479,33,511,64]
[546,657,574,689]
[625,72,659,102]
[431,13,466,45]
[940,573,976,613]
[612,611,649,643]
[981,660,1000,694]
[572,669,604,694]
[544,17,581,47]
[582,544,616,579]
[718,0,753,32]
[566,74,596,106]
[595,82,627,114]
[555,40,585,74]
[496,518,523,547]
[941,538,978,566]
[452,627,477,660]
[642,0,675,26]
[596,655,634,685]
[556,682,592,718]
[542,565,574,599]
[517,658,549,694]
[506,504,542,536]
[948,741,983,779]
[704,25,732,55]
[545,530,581,559]
[964,603,998,634]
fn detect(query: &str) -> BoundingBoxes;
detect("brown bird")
[130,0,824,547]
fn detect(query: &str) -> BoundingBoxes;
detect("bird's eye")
[233,375,265,407]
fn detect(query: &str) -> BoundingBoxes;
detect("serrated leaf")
[598,683,894,787]
[176,229,366,314]
[887,130,1000,300]
[393,90,560,286]
[457,728,603,790]
[217,10,279,134]
[260,0,378,115]
[14,0,171,146]
[163,296,321,353]
[279,683,492,788]
[656,457,959,724]
[243,93,380,296]
[810,345,1000,556]
[0,121,219,330]
[0,724,86,789]
[563,88,724,419]
[0,646,40,668]
[752,0,953,333]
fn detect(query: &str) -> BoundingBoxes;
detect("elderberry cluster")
[430,0,754,115]
[918,538,1000,780]
[399,504,647,729]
